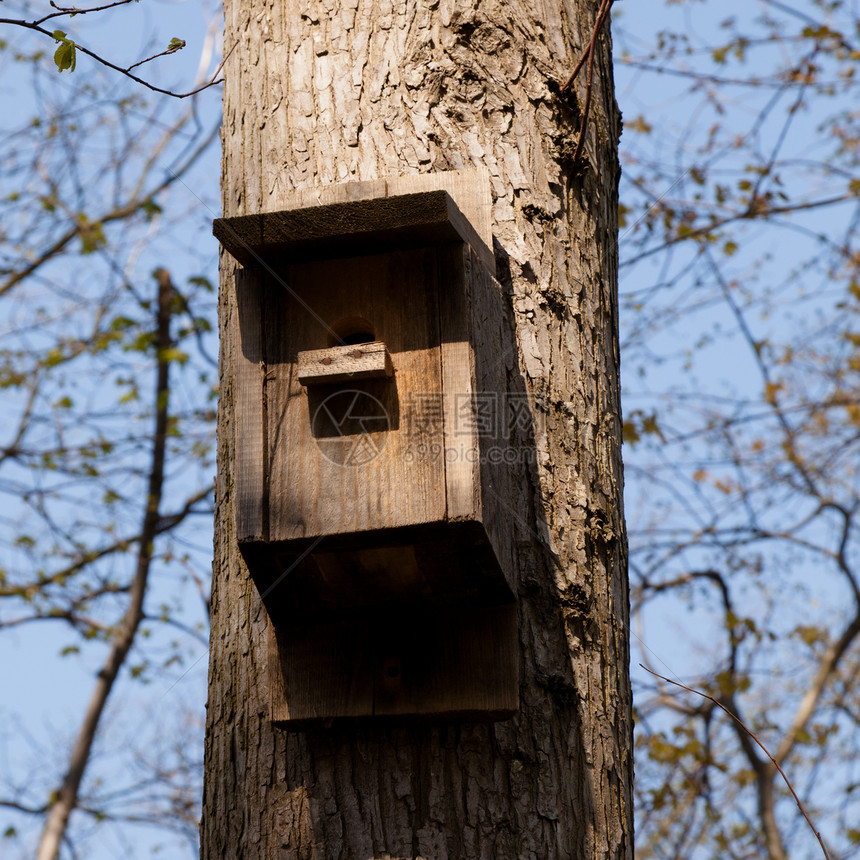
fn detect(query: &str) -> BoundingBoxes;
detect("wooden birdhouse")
[214,170,519,726]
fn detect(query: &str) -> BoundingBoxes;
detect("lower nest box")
[267,599,519,728]
[245,525,519,726]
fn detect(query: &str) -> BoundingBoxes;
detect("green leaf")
[159,346,189,365]
[79,220,106,254]
[641,412,664,440]
[167,38,186,52]
[141,198,163,221]
[188,275,214,292]
[110,316,137,331]
[622,420,640,445]
[45,347,64,367]
[52,35,77,73]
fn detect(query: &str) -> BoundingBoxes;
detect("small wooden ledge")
[297,341,393,385]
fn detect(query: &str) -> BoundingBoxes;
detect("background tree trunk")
[203,0,631,856]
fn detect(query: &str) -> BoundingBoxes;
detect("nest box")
[214,170,519,726]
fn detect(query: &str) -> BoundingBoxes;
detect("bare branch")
[0,487,210,600]
[774,610,860,766]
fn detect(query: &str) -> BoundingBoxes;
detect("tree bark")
[203,0,631,857]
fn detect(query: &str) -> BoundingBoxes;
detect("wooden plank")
[297,340,392,385]
[437,244,481,523]
[269,602,518,724]
[264,522,515,631]
[233,268,266,542]
[266,249,447,542]
[269,620,374,723]
[373,602,518,719]
[275,178,387,211]
[468,246,518,596]
[267,620,287,721]
[303,544,429,610]
[213,189,492,273]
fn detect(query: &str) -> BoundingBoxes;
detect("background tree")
[202,0,632,857]
[0,21,221,859]
[614,1,860,858]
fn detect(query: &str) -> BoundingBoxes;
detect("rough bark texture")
[203,0,631,857]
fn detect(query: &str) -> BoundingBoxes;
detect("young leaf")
[52,34,77,73]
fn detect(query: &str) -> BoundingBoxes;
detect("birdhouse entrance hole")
[329,316,376,347]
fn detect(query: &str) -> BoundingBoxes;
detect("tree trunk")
[203,0,631,857]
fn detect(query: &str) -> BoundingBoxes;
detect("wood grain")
[265,249,446,542]
[269,167,494,258]
[233,268,266,543]
[467,246,518,595]
[269,619,374,723]
[437,244,481,523]
[372,602,518,719]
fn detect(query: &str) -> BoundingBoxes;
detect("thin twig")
[570,15,599,167]
[558,0,613,166]
[561,0,613,95]
[640,665,833,860]
[126,40,186,73]
[36,0,137,25]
